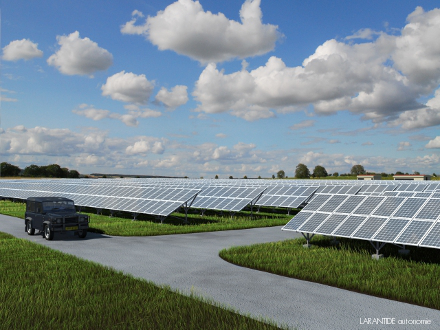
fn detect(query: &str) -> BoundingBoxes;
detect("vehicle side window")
[26,201,36,212]
[35,203,42,213]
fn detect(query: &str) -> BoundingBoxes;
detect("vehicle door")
[33,202,44,231]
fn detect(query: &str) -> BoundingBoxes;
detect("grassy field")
[0,200,292,236]
[0,231,283,330]
[219,235,440,310]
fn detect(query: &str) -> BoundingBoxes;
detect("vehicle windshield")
[42,201,75,212]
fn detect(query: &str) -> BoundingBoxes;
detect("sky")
[1,0,440,178]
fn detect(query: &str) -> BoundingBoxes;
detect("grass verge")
[0,200,292,236]
[219,235,440,310]
[0,232,283,330]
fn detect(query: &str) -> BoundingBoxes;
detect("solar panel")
[393,198,426,218]
[353,196,385,215]
[332,215,367,238]
[351,216,386,240]
[372,218,409,243]
[414,199,440,220]
[334,195,366,214]
[372,197,405,217]
[419,223,440,248]
[318,195,349,213]
[395,220,434,246]
[302,194,332,211]
[297,213,330,233]
[282,211,314,231]
[314,214,348,235]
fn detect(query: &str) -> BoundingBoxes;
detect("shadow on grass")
[309,236,440,265]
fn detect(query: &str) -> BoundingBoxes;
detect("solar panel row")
[283,192,440,249]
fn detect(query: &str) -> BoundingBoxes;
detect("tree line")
[0,162,80,178]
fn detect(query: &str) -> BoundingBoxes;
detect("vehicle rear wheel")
[44,225,54,240]
[26,221,35,235]
[78,229,87,238]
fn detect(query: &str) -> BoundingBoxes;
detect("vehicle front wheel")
[44,225,54,240]
[26,221,35,235]
[78,229,87,238]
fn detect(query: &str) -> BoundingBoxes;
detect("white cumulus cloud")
[73,104,161,127]
[47,31,113,76]
[101,71,154,104]
[425,137,440,149]
[125,138,165,155]
[390,88,440,130]
[155,85,188,109]
[193,7,440,124]
[2,39,43,61]
[121,0,279,63]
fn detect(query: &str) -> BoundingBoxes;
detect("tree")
[229,175,233,179]
[350,164,366,176]
[23,164,42,177]
[277,170,285,179]
[1,162,21,177]
[258,175,261,179]
[312,165,328,178]
[295,163,310,179]
[272,174,275,179]
[333,172,339,177]
[414,171,420,175]
[45,164,64,178]
[395,171,404,175]
[243,175,248,179]
[61,167,70,178]
[215,174,219,179]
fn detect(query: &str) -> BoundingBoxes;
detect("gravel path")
[1,214,439,329]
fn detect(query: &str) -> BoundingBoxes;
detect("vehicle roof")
[26,197,74,203]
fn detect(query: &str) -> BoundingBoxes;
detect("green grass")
[0,232,284,330]
[219,235,440,310]
[0,200,292,236]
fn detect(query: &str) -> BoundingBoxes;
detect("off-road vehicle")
[25,197,89,240]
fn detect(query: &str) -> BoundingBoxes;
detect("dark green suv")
[25,197,89,240]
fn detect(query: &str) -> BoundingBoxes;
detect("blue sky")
[1,0,440,178]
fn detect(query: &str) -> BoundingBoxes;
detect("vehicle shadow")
[38,230,112,241]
